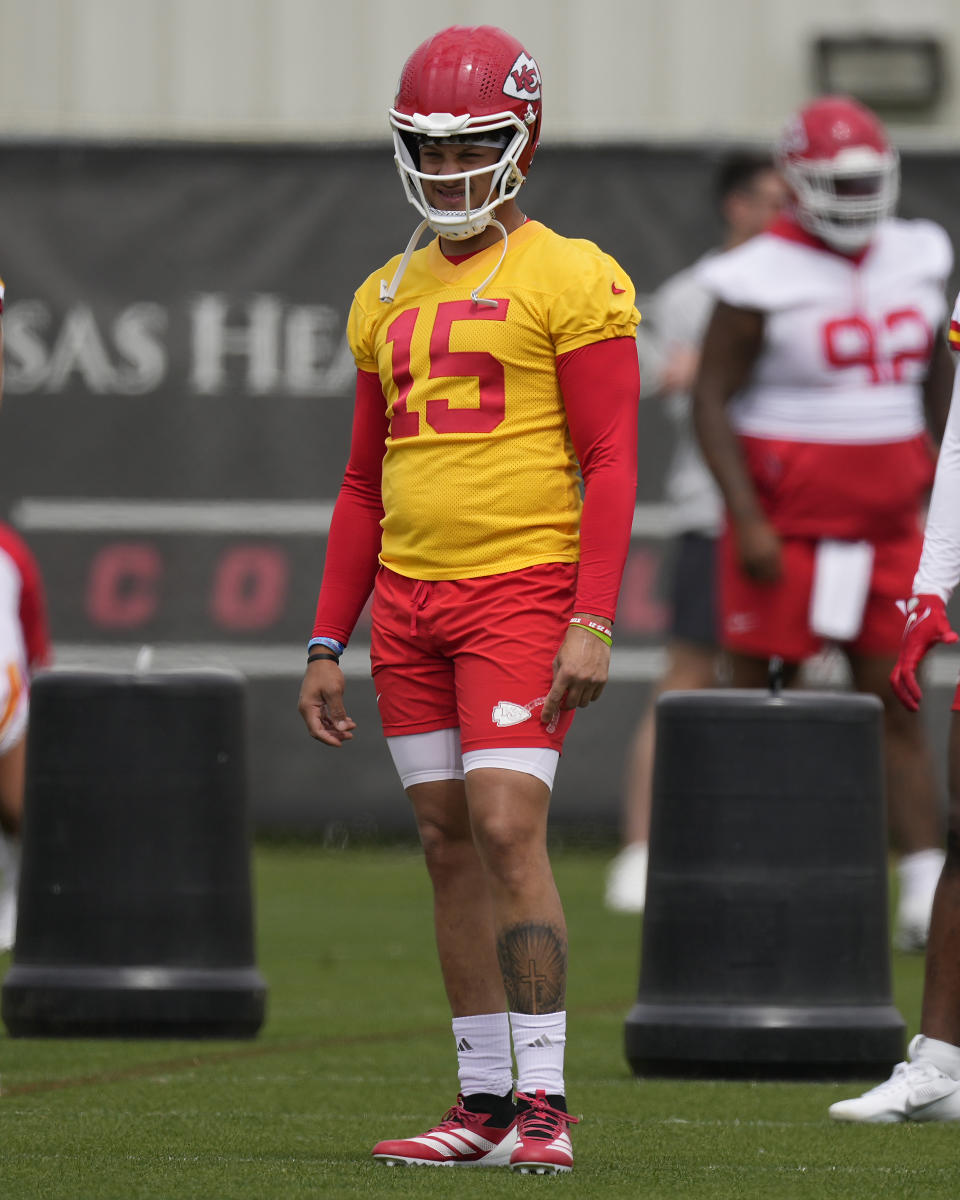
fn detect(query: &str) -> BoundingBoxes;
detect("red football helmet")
[776,95,899,252]
[389,26,543,240]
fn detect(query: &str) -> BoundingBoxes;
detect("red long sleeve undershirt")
[558,336,640,619]
[312,335,639,643]
[311,368,387,645]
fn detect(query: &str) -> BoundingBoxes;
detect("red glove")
[890,594,958,711]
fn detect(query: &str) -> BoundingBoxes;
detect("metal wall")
[0,0,957,143]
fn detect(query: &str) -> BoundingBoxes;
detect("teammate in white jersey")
[693,95,954,951]
[828,292,960,1122]
[606,153,787,913]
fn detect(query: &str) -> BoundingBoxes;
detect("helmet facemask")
[784,145,900,253]
[390,109,532,240]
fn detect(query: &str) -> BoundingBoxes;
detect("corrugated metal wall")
[0,0,956,143]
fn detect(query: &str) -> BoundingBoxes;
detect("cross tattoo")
[521,959,547,1012]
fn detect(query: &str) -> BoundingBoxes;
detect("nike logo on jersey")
[611,283,626,294]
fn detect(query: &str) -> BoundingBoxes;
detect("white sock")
[452,1012,513,1098]
[899,849,946,902]
[510,1010,566,1098]
[912,1035,960,1080]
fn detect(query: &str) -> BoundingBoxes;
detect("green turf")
[0,844,956,1198]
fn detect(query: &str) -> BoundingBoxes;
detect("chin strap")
[380,220,430,303]
[469,220,509,308]
[380,218,510,308]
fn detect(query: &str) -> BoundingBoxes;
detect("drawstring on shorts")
[410,580,431,636]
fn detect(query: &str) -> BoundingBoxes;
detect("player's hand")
[298,660,356,746]
[735,513,782,583]
[890,594,958,712]
[541,621,610,726]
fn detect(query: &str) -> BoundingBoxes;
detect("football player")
[0,517,52,953]
[606,152,787,914]
[298,25,641,1174]
[693,95,953,951]
[829,292,960,1123]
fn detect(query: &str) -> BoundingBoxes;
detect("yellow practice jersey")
[347,219,639,580]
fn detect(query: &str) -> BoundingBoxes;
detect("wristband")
[307,651,341,664]
[309,636,346,657]
[569,615,613,636]
[569,616,613,646]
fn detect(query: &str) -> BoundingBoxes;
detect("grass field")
[0,842,957,1199]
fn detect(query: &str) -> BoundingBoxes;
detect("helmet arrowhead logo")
[503,52,541,101]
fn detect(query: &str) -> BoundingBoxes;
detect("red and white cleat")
[510,1089,579,1175]
[372,1095,517,1167]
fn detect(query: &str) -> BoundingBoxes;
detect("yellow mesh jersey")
[347,220,639,580]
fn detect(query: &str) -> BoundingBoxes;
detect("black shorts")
[667,532,719,649]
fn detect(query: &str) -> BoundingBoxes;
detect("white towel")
[809,539,875,642]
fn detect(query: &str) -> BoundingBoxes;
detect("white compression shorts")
[386,728,560,792]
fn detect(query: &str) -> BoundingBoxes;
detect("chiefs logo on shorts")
[492,700,533,727]
[492,696,559,734]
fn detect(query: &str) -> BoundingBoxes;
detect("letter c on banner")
[86,543,162,629]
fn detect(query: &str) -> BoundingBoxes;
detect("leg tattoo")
[497,921,567,1013]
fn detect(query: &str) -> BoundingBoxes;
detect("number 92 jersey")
[699,215,952,445]
[347,220,639,581]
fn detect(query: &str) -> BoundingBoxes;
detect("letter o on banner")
[211,545,288,631]
[1,669,267,1037]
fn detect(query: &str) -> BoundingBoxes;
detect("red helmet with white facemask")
[776,95,899,253]
[389,25,542,241]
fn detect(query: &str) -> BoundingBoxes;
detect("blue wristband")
[308,636,345,658]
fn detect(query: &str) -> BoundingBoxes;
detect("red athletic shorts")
[719,527,923,661]
[369,563,578,753]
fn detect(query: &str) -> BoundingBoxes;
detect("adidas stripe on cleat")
[510,1089,579,1175]
[372,1094,517,1167]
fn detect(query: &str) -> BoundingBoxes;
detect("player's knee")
[882,698,928,746]
[472,813,543,885]
[417,815,475,878]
